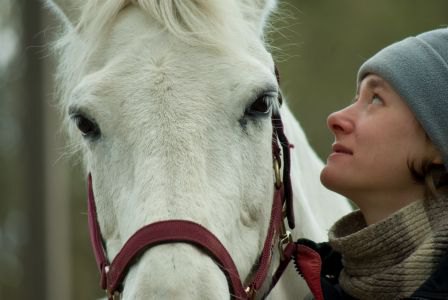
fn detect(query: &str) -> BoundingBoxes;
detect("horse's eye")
[246,93,275,117]
[71,114,101,139]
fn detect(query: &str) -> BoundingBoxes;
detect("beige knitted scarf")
[328,197,448,299]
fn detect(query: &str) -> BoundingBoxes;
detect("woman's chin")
[320,166,343,193]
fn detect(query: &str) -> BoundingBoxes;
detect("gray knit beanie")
[357,28,448,170]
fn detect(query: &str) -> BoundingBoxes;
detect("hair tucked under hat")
[357,28,448,171]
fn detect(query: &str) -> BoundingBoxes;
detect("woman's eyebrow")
[365,76,387,90]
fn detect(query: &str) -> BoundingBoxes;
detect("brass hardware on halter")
[245,286,256,300]
[104,266,121,300]
[112,291,121,300]
[278,229,292,260]
[273,159,282,189]
[113,291,122,300]
[106,290,122,300]
[278,205,293,260]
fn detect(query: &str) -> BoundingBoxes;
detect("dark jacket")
[295,239,448,300]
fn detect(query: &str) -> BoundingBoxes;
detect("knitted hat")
[357,28,448,171]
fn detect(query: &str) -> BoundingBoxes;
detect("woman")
[297,28,448,299]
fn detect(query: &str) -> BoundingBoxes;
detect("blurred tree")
[0,1,27,299]
[20,0,47,299]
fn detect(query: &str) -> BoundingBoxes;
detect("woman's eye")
[371,95,383,105]
[71,114,101,139]
[246,95,274,116]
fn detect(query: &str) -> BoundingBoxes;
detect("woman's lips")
[331,143,353,155]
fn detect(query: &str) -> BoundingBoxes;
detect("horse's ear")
[238,0,278,36]
[45,0,84,28]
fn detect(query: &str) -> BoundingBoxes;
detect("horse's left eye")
[246,94,275,117]
[71,113,101,139]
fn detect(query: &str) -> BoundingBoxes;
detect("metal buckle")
[107,290,122,300]
[278,230,292,260]
[273,159,282,189]
[104,267,122,300]
[245,286,256,300]
[278,209,293,260]
[279,230,292,247]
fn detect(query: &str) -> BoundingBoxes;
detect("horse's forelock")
[75,0,251,49]
[137,0,244,43]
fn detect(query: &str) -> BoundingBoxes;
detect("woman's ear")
[45,0,84,29]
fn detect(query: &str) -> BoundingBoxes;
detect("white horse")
[46,0,352,299]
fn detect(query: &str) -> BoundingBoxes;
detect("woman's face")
[321,74,439,205]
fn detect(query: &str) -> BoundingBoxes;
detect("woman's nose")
[327,108,354,135]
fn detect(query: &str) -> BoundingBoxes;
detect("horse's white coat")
[47,0,352,299]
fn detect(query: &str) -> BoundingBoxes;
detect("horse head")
[47,0,297,299]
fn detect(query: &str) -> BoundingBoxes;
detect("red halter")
[87,70,301,300]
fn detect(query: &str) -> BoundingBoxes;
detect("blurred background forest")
[1,1,447,299]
